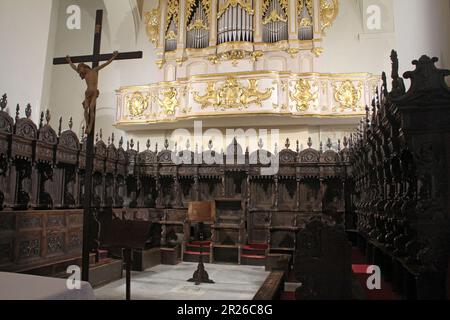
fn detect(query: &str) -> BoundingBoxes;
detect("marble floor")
[94,262,270,300]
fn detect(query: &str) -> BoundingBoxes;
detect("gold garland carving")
[218,0,254,19]
[193,78,272,110]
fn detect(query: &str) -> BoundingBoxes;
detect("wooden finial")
[326,138,332,150]
[69,117,73,131]
[146,139,151,150]
[164,139,169,150]
[208,140,213,150]
[0,94,7,111]
[307,137,312,148]
[25,104,32,119]
[119,137,124,149]
[285,138,290,150]
[45,109,51,125]
[58,117,63,136]
[15,104,20,121]
[39,111,45,129]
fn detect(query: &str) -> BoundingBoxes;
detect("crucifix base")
[188,259,215,286]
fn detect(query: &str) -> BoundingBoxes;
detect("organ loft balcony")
[115,0,378,131]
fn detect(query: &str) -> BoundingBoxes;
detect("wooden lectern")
[100,220,152,300]
[187,202,215,285]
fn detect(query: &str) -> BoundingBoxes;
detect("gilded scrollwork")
[290,79,318,112]
[208,50,264,65]
[320,0,339,33]
[333,80,362,112]
[193,78,273,111]
[127,92,149,118]
[166,0,179,33]
[218,0,254,19]
[144,7,160,46]
[298,0,314,25]
[158,87,179,116]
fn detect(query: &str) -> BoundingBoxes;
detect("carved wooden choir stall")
[349,52,450,300]
[0,51,449,300]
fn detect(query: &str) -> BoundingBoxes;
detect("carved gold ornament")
[218,0,254,19]
[187,18,209,31]
[312,47,324,57]
[290,80,318,112]
[320,0,339,33]
[251,51,264,62]
[298,0,314,20]
[299,17,312,27]
[166,0,179,33]
[208,50,263,65]
[145,8,160,46]
[156,60,166,69]
[187,0,211,23]
[158,87,179,116]
[165,30,177,41]
[286,48,300,58]
[127,92,149,117]
[263,10,288,25]
[262,0,288,17]
[193,78,272,110]
[333,80,362,112]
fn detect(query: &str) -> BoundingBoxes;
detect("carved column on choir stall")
[155,175,163,208]
[273,175,279,209]
[220,169,226,198]
[173,175,183,208]
[193,175,200,201]
[254,0,263,42]
[296,177,301,211]
[319,178,325,213]
[288,0,298,40]
[209,0,218,46]
[246,170,251,210]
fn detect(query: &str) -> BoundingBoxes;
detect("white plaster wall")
[393,0,450,82]
[0,0,57,123]
[48,0,161,140]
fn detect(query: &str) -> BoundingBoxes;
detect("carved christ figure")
[66,51,119,134]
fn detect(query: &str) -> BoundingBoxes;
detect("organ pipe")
[217,0,254,44]
[262,0,288,43]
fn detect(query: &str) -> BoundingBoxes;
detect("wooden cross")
[53,10,143,282]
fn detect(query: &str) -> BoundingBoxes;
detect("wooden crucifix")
[53,10,143,282]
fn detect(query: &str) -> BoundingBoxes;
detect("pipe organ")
[217,0,254,44]
[142,0,340,90]
[298,0,313,40]
[262,0,288,43]
[186,0,210,49]
[148,0,339,61]
[165,0,179,52]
